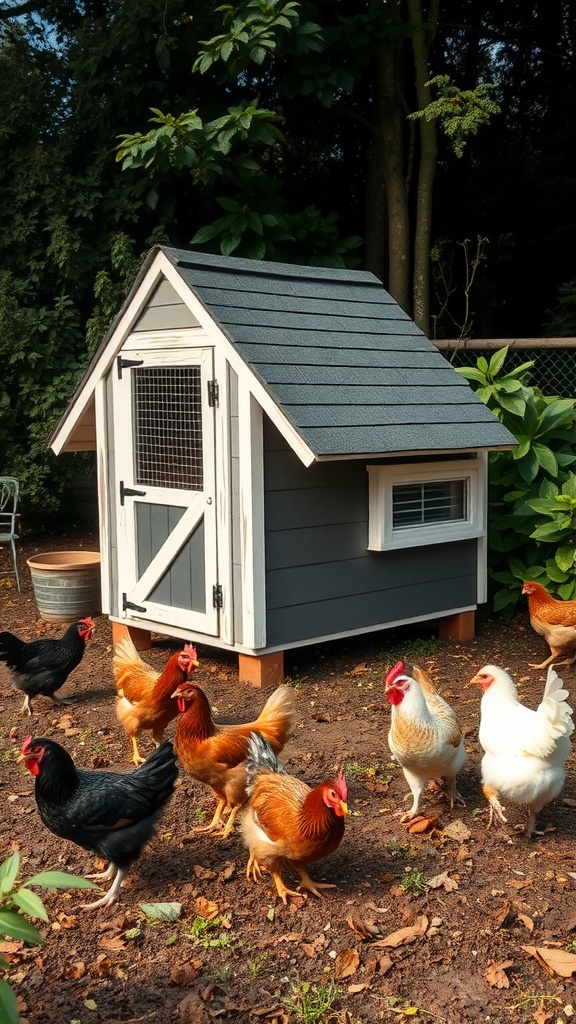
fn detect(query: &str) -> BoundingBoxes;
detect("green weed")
[386,840,415,860]
[187,914,231,948]
[282,979,342,1024]
[399,869,429,896]
[247,951,269,978]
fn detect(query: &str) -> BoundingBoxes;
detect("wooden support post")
[111,620,152,651]
[438,611,475,641]
[238,651,284,689]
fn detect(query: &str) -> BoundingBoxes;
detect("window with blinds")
[367,459,485,551]
[392,480,466,530]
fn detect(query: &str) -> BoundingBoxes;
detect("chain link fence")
[435,342,576,398]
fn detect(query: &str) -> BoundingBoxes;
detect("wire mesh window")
[132,366,203,490]
[392,480,466,529]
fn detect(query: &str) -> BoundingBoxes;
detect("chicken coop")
[50,247,516,685]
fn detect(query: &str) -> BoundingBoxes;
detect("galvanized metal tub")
[27,551,101,623]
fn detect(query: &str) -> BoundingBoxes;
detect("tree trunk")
[371,6,411,313]
[408,0,438,336]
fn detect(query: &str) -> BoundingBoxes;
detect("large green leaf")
[25,872,96,890]
[0,853,20,896]
[139,902,182,922]
[12,888,48,922]
[555,543,576,571]
[0,978,19,1024]
[0,909,43,944]
[537,399,576,435]
[488,345,509,376]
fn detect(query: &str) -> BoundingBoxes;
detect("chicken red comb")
[385,660,406,687]
[184,643,197,657]
[335,771,348,802]
[20,735,33,755]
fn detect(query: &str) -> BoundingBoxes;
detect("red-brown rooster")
[522,580,576,668]
[114,636,198,765]
[0,618,94,714]
[170,681,296,838]
[241,732,348,903]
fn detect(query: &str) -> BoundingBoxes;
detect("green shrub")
[456,347,576,615]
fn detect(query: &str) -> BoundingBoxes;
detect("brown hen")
[522,580,576,668]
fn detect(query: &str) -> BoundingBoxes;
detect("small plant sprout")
[386,840,415,860]
[187,913,232,948]
[0,851,97,1024]
[193,808,208,826]
[247,950,269,978]
[399,868,429,896]
[282,979,342,1024]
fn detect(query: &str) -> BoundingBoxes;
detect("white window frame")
[367,459,486,551]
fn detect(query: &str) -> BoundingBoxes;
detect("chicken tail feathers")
[132,740,179,805]
[254,684,297,746]
[245,731,287,793]
[539,665,575,741]
[0,630,24,666]
[113,636,154,695]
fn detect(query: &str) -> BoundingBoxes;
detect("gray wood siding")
[133,279,200,331]
[263,421,477,647]
[136,502,206,611]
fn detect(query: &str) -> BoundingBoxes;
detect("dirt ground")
[1,528,576,1024]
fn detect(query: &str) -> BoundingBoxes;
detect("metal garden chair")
[0,477,21,591]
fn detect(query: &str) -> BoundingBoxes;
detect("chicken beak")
[340,801,348,817]
[16,752,26,763]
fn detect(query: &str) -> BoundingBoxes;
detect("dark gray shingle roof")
[162,247,515,458]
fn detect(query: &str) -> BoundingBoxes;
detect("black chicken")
[0,617,94,714]
[19,736,178,910]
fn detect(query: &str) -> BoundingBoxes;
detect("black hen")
[19,736,178,910]
[0,617,94,714]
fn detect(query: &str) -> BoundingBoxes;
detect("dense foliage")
[0,1,574,527]
[456,350,576,615]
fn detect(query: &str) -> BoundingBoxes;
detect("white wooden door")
[112,346,219,635]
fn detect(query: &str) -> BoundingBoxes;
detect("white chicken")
[385,661,466,821]
[471,664,574,837]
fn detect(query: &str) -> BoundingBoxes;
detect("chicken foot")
[483,785,508,827]
[294,866,337,899]
[130,736,146,767]
[81,864,127,910]
[79,868,125,909]
[529,650,576,670]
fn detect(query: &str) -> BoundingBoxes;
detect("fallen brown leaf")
[350,663,369,675]
[346,914,380,939]
[194,896,222,920]
[170,961,201,986]
[371,915,429,948]
[348,983,370,994]
[64,961,86,980]
[193,865,217,880]
[484,959,513,988]
[508,878,533,890]
[522,946,576,978]
[406,815,437,834]
[531,1007,554,1024]
[334,948,360,979]
[427,870,458,892]
[441,819,471,841]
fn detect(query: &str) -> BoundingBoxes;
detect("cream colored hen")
[471,664,573,836]
[385,661,466,821]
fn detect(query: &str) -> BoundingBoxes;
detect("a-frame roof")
[49,246,516,460]
[162,246,515,457]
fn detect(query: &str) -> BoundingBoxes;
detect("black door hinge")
[212,584,223,608]
[123,593,147,613]
[207,380,219,407]
[117,355,144,379]
[120,480,146,505]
